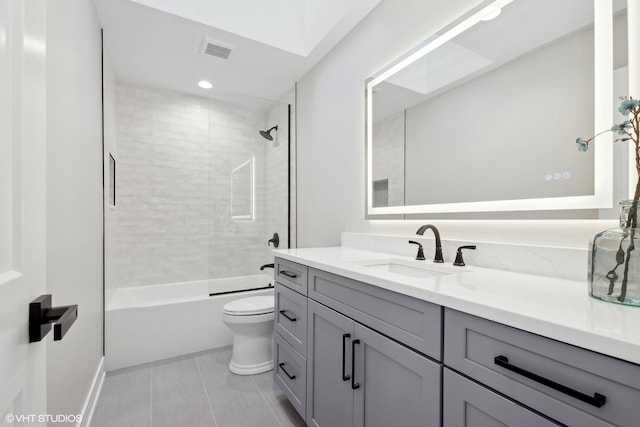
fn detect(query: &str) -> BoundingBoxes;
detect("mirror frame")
[365,0,615,217]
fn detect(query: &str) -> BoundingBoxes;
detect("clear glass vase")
[589,200,640,306]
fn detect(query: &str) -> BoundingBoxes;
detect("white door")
[0,0,48,425]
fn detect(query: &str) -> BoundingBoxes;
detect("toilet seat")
[223,295,274,316]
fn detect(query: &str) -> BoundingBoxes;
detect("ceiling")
[94,0,381,101]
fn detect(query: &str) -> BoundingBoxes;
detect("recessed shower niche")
[231,157,254,220]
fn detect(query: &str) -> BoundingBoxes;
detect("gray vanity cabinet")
[307,300,355,427]
[307,299,441,427]
[444,309,640,427]
[273,260,310,421]
[352,323,441,427]
[443,368,561,427]
[274,257,640,427]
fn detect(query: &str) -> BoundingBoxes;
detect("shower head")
[259,125,278,141]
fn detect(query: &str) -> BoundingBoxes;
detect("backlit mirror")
[366,0,629,218]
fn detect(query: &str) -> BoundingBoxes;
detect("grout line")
[195,354,219,427]
[251,373,284,427]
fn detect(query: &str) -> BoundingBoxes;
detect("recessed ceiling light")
[198,80,213,89]
[479,5,502,21]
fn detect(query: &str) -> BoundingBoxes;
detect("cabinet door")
[443,368,561,427]
[353,323,441,427]
[307,300,355,427]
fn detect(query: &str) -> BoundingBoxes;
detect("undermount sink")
[353,258,462,278]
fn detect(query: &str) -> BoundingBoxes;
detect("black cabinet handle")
[278,362,296,380]
[494,355,606,408]
[351,339,361,390]
[279,310,297,322]
[342,333,351,381]
[279,270,298,279]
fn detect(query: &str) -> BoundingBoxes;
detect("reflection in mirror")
[367,0,628,218]
[231,157,254,220]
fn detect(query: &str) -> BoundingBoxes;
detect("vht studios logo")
[5,414,83,423]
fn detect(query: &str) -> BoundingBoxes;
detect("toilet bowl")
[222,295,274,375]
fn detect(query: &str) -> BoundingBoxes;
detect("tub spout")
[260,263,274,271]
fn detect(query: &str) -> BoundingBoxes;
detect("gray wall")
[46,0,104,423]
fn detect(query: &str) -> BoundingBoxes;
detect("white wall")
[296,0,617,249]
[46,0,104,423]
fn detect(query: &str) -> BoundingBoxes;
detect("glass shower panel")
[108,86,211,291]
[208,93,289,294]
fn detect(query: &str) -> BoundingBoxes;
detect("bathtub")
[105,274,273,371]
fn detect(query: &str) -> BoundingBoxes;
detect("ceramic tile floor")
[90,347,306,427]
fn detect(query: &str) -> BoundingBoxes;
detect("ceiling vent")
[200,37,235,60]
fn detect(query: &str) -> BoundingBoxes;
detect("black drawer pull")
[351,339,361,390]
[279,270,298,279]
[279,310,297,322]
[342,333,351,381]
[494,355,606,408]
[278,362,296,380]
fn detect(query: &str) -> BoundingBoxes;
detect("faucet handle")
[268,233,280,248]
[408,241,426,261]
[454,245,476,266]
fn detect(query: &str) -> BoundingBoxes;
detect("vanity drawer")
[443,368,561,427]
[308,267,442,361]
[275,282,307,356]
[444,309,640,427]
[274,331,306,420]
[275,258,308,295]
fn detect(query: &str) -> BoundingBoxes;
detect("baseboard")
[78,356,105,427]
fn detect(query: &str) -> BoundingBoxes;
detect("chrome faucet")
[416,224,444,263]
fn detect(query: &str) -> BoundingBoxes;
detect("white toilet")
[222,295,275,375]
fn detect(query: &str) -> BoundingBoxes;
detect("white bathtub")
[105,274,273,371]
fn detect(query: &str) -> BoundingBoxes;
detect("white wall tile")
[107,84,291,288]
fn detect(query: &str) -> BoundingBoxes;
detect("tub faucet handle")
[268,233,280,248]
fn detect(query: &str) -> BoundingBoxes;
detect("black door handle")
[494,355,606,408]
[278,362,296,380]
[342,333,351,381]
[279,270,298,279]
[351,339,361,389]
[279,310,297,322]
[29,295,78,342]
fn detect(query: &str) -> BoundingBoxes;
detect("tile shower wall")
[209,104,268,279]
[114,85,210,287]
[111,84,290,287]
[266,101,290,248]
[209,98,289,278]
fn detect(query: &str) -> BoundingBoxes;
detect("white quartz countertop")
[273,247,640,365]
